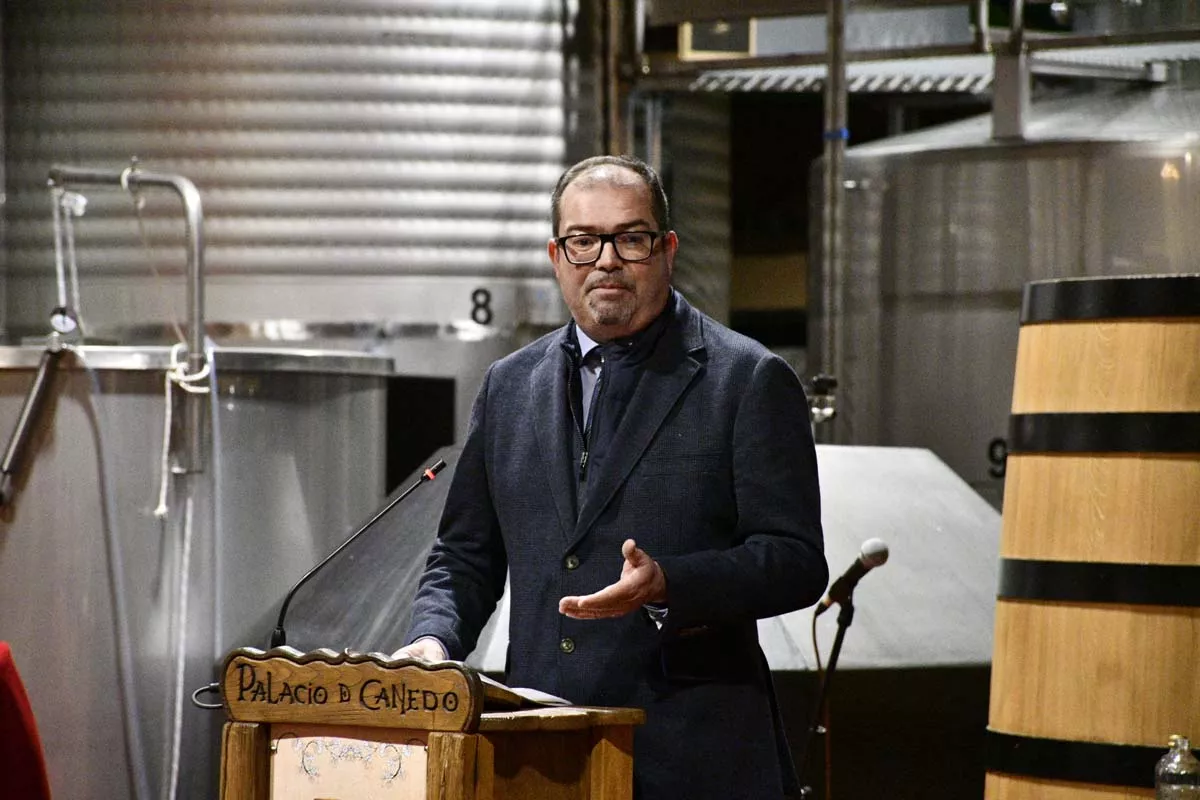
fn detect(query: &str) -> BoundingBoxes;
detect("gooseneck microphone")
[269,459,447,648]
[815,538,889,616]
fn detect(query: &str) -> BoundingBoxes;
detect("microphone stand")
[269,459,445,648]
[797,597,856,799]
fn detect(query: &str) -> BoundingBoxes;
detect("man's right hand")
[389,637,447,662]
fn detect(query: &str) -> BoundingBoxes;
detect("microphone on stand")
[269,459,447,648]
[815,538,889,616]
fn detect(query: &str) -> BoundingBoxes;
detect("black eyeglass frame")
[554,230,666,266]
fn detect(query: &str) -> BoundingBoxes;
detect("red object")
[0,642,52,800]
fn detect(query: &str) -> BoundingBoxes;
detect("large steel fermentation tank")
[1,1,579,447]
[0,345,390,800]
[810,85,1200,507]
[0,4,586,797]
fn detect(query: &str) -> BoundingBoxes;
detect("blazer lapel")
[570,296,705,549]
[531,332,577,542]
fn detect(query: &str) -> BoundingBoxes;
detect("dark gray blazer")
[407,291,828,799]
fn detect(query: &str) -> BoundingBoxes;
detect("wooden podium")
[218,647,644,800]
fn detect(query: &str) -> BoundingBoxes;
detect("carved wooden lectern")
[218,648,644,800]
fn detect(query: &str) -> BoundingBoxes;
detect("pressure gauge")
[49,306,78,335]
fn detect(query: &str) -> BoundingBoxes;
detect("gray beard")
[587,297,634,327]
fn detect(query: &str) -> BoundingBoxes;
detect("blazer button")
[559,637,575,654]
[564,554,580,570]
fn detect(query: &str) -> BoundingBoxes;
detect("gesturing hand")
[559,538,668,619]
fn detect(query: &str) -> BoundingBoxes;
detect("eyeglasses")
[555,231,664,266]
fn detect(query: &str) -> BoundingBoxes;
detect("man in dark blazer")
[394,155,828,799]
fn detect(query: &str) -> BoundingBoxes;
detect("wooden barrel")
[985,275,1200,800]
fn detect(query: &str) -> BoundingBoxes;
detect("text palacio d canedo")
[235,663,461,713]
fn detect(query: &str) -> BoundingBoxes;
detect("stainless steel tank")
[0,345,390,800]
[810,85,1200,507]
[1,0,578,439]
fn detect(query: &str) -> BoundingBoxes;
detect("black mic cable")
[269,459,447,648]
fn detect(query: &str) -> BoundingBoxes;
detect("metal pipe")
[975,0,992,52]
[604,0,624,153]
[643,94,664,174]
[1010,0,1025,52]
[819,0,847,439]
[625,92,639,161]
[628,0,651,160]
[633,0,646,62]
[48,164,207,471]
[992,0,1030,138]
[0,344,64,507]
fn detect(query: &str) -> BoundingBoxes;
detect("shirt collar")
[563,289,678,364]
[575,325,601,363]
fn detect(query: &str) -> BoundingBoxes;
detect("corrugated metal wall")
[3,0,574,339]
[662,93,732,324]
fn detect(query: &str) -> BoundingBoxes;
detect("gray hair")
[550,155,670,235]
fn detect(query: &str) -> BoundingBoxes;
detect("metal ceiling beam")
[1024,27,1200,52]
[649,0,962,26]
[632,27,1200,90]
[635,42,981,89]
[1033,58,1168,82]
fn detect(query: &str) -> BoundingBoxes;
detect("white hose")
[163,336,218,800]
[163,493,195,800]
[154,343,210,520]
[154,340,212,800]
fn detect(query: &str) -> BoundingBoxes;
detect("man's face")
[547,167,677,342]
